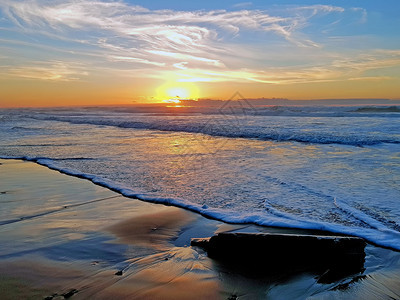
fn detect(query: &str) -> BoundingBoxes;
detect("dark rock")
[44,295,60,300]
[191,237,210,250]
[62,289,78,298]
[115,270,123,276]
[191,232,366,283]
[227,294,238,300]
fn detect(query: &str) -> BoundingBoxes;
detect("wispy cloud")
[1,1,290,46]
[0,0,397,88]
[161,50,400,85]
[108,56,166,67]
[1,60,88,81]
[0,1,341,56]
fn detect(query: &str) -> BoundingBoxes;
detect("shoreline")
[1,159,400,299]
[2,156,399,252]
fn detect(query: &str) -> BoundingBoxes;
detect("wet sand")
[1,158,400,299]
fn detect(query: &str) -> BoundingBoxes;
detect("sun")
[155,82,199,104]
[167,87,190,99]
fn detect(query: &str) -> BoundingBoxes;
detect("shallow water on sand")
[1,159,400,299]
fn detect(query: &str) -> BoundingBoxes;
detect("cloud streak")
[0,0,398,89]
[1,60,88,81]
[0,1,340,56]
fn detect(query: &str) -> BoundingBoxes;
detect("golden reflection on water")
[126,129,329,196]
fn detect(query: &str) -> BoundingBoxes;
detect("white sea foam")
[1,154,400,250]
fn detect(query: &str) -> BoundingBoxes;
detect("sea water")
[0,105,399,249]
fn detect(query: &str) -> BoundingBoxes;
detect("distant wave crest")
[29,112,400,146]
[351,106,400,113]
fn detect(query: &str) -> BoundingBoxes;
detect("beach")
[1,158,400,299]
[2,0,400,298]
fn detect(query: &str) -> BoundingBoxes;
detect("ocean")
[1,104,399,250]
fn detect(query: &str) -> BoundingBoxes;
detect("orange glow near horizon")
[1,76,400,108]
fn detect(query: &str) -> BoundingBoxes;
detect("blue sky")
[0,1,399,106]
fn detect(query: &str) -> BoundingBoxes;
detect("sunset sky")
[1,0,400,107]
